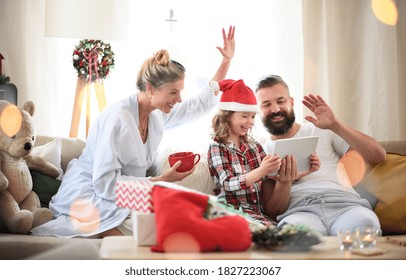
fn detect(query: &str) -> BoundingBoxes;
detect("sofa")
[0,136,102,259]
[0,135,405,259]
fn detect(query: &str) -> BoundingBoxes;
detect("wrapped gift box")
[116,179,260,247]
[115,176,154,213]
[115,176,156,246]
[132,212,157,246]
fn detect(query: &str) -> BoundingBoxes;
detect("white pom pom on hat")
[215,79,258,112]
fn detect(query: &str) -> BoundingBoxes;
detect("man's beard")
[262,110,296,136]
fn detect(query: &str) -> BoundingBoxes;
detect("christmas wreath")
[72,39,114,83]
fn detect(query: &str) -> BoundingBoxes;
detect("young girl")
[207,79,297,226]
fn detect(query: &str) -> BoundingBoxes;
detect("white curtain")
[302,0,406,141]
[1,0,403,151]
[0,0,303,152]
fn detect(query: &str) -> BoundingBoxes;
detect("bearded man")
[256,75,386,236]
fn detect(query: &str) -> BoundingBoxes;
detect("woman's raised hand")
[216,25,235,61]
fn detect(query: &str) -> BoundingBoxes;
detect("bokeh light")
[337,150,366,187]
[372,0,398,26]
[163,232,200,253]
[0,104,22,137]
[70,199,101,234]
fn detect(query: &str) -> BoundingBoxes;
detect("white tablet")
[267,136,319,175]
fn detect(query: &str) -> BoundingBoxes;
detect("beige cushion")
[362,153,406,234]
[32,138,64,179]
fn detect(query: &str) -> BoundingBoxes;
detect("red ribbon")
[83,46,100,83]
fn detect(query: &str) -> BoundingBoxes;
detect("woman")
[31,26,235,238]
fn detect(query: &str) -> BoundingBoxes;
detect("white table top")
[99,235,406,260]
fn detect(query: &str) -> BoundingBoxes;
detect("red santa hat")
[217,79,258,112]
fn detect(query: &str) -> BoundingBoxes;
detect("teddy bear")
[0,100,60,234]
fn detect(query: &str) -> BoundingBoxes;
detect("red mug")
[168,152,201,172]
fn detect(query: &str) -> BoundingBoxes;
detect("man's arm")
[261,179,291,220]
[303,94,386,164]
[261,155,296,219]
[329,119,386,164]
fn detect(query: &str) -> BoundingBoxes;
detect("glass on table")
[353,226,380,249]
[337,229,354,250]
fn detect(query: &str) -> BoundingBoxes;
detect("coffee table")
[99,235,406,260]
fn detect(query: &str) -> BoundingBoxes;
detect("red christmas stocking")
[151,186,252,253]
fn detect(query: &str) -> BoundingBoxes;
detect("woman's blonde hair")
[211,110,253,144]
[136,49,185,91]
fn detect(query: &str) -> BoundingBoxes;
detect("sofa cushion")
[32,138,64,180]
[35,135,86,172]
[374,198,406,234]
[30,170,61,208]
[361,153,406,234]
[30,138,64,208]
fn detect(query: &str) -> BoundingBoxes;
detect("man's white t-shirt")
[263,122,361,207]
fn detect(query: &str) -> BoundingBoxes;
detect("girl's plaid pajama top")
[208,138,274,225]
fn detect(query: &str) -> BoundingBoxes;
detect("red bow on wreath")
[83,46,100,83]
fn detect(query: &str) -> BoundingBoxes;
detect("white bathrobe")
[31,85,218,237]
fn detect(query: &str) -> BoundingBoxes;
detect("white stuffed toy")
[0,100,59,234]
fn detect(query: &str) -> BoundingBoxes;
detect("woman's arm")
[163,26,236,128]
[210,26,235,83]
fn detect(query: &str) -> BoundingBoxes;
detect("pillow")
[361,153,406,234]
[30,170,61,208]
[374,198,406,234]
[32,138,63,180]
